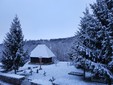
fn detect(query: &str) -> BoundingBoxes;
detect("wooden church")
[30,44,55,64]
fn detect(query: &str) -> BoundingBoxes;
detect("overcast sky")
[0,0,95,43]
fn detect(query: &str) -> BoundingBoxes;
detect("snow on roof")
[0,73,25,79]
[30,44,55,58]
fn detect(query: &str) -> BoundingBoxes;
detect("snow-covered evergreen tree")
[71,8,104,78]
[2,15,25,73]
[71,8,102,64]
[91,0,113,70]
[71,1,113,83]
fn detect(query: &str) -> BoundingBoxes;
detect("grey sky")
[0,0,95,43]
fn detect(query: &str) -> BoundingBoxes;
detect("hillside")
[0,36,76,61]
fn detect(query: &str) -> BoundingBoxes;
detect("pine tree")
[71,7,113,84]
[71,0,113,84]
[2,15,25,73]
[91,0,113,70]
[70,8,102,79]
[76,8,102,63]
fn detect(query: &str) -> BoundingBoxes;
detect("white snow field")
[17,61,106,85]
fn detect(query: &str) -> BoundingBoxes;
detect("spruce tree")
[91,0,113,72]
[70,8,100,79]
[71,7,113,84]
[2,15,25,73]
[71,0,113,84]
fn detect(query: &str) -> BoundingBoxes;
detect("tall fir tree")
[2,15,25,73]
[90,0,113,64]
[75,8,102,63]
[71,5,113,83]
[70,8,103,78]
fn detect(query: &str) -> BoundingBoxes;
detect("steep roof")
[30,44,55,58]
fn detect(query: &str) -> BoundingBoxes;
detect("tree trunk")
[83,59,86,80]
[83,67,86,80]
[14,69,17,74]
[108,78,111,85]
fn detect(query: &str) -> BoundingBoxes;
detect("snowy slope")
[18,62,106,85]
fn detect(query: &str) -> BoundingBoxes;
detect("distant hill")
[0,36,76,61]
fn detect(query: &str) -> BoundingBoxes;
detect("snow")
[17,61,105,85]
[0,63,5,72]
[0,62,3,66]
[30,44,55,58]
[31,79,51,85]
[0,73,25,79]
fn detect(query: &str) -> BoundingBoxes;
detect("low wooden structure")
[30,44,55,64]
[30,57,53,64]
[68,72,84,76]
[0,73,25,85]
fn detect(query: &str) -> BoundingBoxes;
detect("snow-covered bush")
[49,77,56,85]
[43,71,46,76]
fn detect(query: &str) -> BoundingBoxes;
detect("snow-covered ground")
[0,61,107,85]
[17,61,106,85]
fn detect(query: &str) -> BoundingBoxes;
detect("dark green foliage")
[2,15,25,72]
[71,0,113,83]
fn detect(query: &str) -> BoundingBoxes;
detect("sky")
[0,0,95,43]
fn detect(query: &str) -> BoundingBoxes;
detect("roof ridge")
[30,44,55,58]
